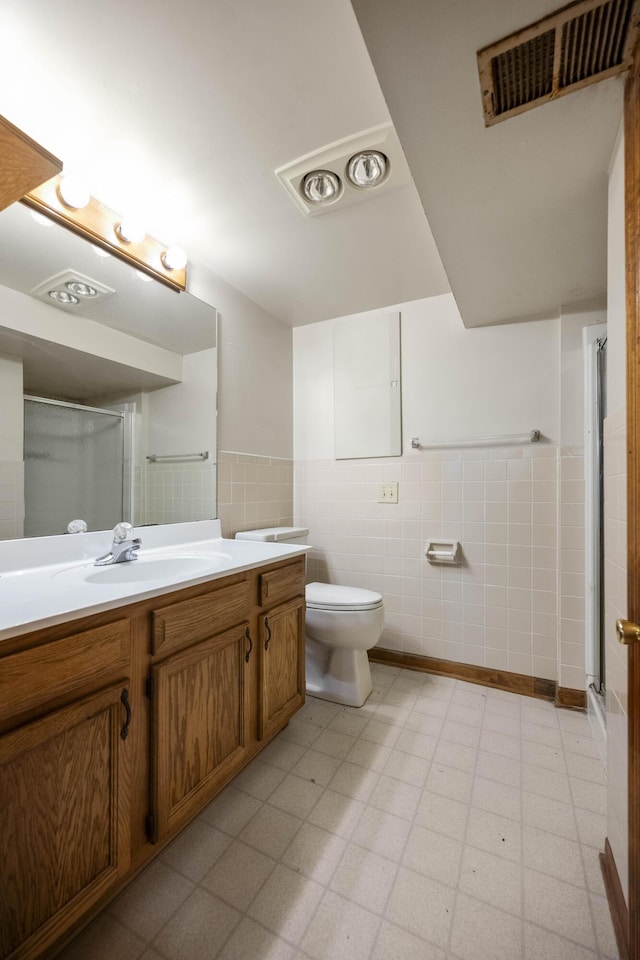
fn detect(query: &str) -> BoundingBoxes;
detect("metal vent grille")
[478,0,640,126]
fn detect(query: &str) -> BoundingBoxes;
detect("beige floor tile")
[199,786,262,836]
[371,921,446,960]
[279,719,323,748]
[402,823,463,887]
[566,753,607,785]
[300,891,381,960]
[109,860,194,941]
[258,735,308,771]
[476,750,522,787]
[394,728,438,759]
[459,846,522,914]
[575,808,607,849]
[232,759,287,800]
[450,893,522,960]
[140,950,166,960]
[441,718,481,748]
[404,710,445,735]
[466,807,522,862]
[369,774,422,820]
[159,819,232,882]
[328,760,380,801]
[351,805,411,860]
[471,776,521,821]
[238,803,302,858]
[414,789,469,841]
[282,821,347,884]
[308,788,365,838]
[359,718,402,747]
[557,712,593,735]
[382,687,418,709]
[523,825,586,887]
[451,686,487,710]
[524,869,597,949]
[411,697,449,720]
[327,710,370,738]
[330,843,397,914]
[521,720,563,747]
[522,763,571,803]
[202,840,275,911]
[374,702,411,726]
[484,695,521,719]
[447,703,484,728]
[562,732,601,759]
[56,913,146,960]
[268,773,325,818]
[521,703,559,728]
[479,728,522,760]
[522,792,578,840]
[313,728,357,759]
[299,700,342,727]
[591,892,620,959]
[425,762,474,803]
[433,739,477,773]
[152,888,239,960]
[569,777,607,814]
[345,738,392,772]
[248,863,324,944]
[382,749,430,787]
[291,748,343,786]
[385,866,455,947]
[523,923,598,959]
[217,917,295,960]
[581,844,607,896]
[483,710,522,736]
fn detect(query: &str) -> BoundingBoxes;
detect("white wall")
[146,349,217,459]
[0,354,23,461]
[189,260,293,459]
[295,294,560,457]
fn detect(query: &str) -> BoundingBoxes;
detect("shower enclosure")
[23,396,133,538]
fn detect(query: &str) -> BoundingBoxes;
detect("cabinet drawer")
[0,619,130,727]
[259,560,305,608]
[152,578,251,658]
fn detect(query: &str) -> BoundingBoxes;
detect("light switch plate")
[378,482,399,503]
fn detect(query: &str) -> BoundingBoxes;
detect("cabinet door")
[258,598,305,741]
[0,683,131,960]
[151,622,252,839]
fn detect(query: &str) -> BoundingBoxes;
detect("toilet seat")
[306,582,383,612]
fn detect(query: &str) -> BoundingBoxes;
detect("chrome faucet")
[94,522,141,565]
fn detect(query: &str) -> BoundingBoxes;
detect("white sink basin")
[52,553,231,585]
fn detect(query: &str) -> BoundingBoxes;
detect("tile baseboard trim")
[369,648,585,708]
[600,837,629,960]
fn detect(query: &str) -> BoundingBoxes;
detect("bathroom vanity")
[0,523,307,960]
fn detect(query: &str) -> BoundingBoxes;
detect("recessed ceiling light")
[302,170,342,206]
[347,150,389,189]
[66,280,97,298]
[49,289,79,305]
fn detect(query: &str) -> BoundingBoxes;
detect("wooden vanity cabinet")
[0,555,305,960]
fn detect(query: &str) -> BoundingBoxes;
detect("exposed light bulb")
[346,151,388,190]
[302,170,341,205]
[66,281,97,298]
[92,244,111,258]
[29,210,54,228]
[116,218,146,244]
[161,246,187,271]
[136,270,153,282]
[57,176,90,210]
[49,290,79,305]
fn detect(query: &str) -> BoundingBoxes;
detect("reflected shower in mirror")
[0,200,218,539]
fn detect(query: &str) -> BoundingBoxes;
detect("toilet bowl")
[235,527,384,707]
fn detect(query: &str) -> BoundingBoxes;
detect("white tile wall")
[218,451,293,538]
[603,407,628,904]
[295,444,570,683]
[141,461,217,526]
[559,448,587,690]
[0,460,24,540]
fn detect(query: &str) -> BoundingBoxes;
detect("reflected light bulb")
[116,218,146,244]
[161,246,187,271]
[57,176,90,209]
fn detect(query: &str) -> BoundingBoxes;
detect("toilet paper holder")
[425,540,461,564]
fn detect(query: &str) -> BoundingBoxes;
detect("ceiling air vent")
[478,0,640,125]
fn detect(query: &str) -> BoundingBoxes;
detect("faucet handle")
[113,521,134,543]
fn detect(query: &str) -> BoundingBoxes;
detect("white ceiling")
[0,0,623,329]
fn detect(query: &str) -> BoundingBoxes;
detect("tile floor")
[59,664,619,960]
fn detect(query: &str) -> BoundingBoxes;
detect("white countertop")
[0,520,309,641]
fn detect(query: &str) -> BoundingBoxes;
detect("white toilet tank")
[235,526,309,545]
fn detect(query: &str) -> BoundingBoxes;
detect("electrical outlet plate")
[378,482,399,503]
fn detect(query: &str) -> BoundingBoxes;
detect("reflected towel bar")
[410,430,541,450]
[146,451,209,462]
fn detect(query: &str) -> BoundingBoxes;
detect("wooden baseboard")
[369,648,585,709]
[556,686,588,710]
[600,838,629,960]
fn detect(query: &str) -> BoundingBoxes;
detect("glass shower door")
[24,397,127,537]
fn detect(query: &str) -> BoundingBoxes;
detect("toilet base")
[305,638,373,708]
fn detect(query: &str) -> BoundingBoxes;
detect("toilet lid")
[306,581,384,612]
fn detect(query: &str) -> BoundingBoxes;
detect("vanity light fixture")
[301,170,342,206]
[161,245,188,271]
[49,289,79,305]
[22,174,187,292]
[346,150,388,189]
[57,176,90,210]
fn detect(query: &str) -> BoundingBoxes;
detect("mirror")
[0,200,218,540]
[333,310,402,459]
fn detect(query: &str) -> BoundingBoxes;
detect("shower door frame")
[23,395,135,533]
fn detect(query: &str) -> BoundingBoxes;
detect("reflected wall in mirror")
[333,310,402,459]
[0,200,218,540]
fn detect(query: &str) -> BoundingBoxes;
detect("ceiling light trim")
[275,122,411,216]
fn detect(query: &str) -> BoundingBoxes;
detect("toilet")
[235,527,384,707]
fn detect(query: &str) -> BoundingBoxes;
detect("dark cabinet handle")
[245,626,253,663]
[264,616,272,651]
[120,688,131,740]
